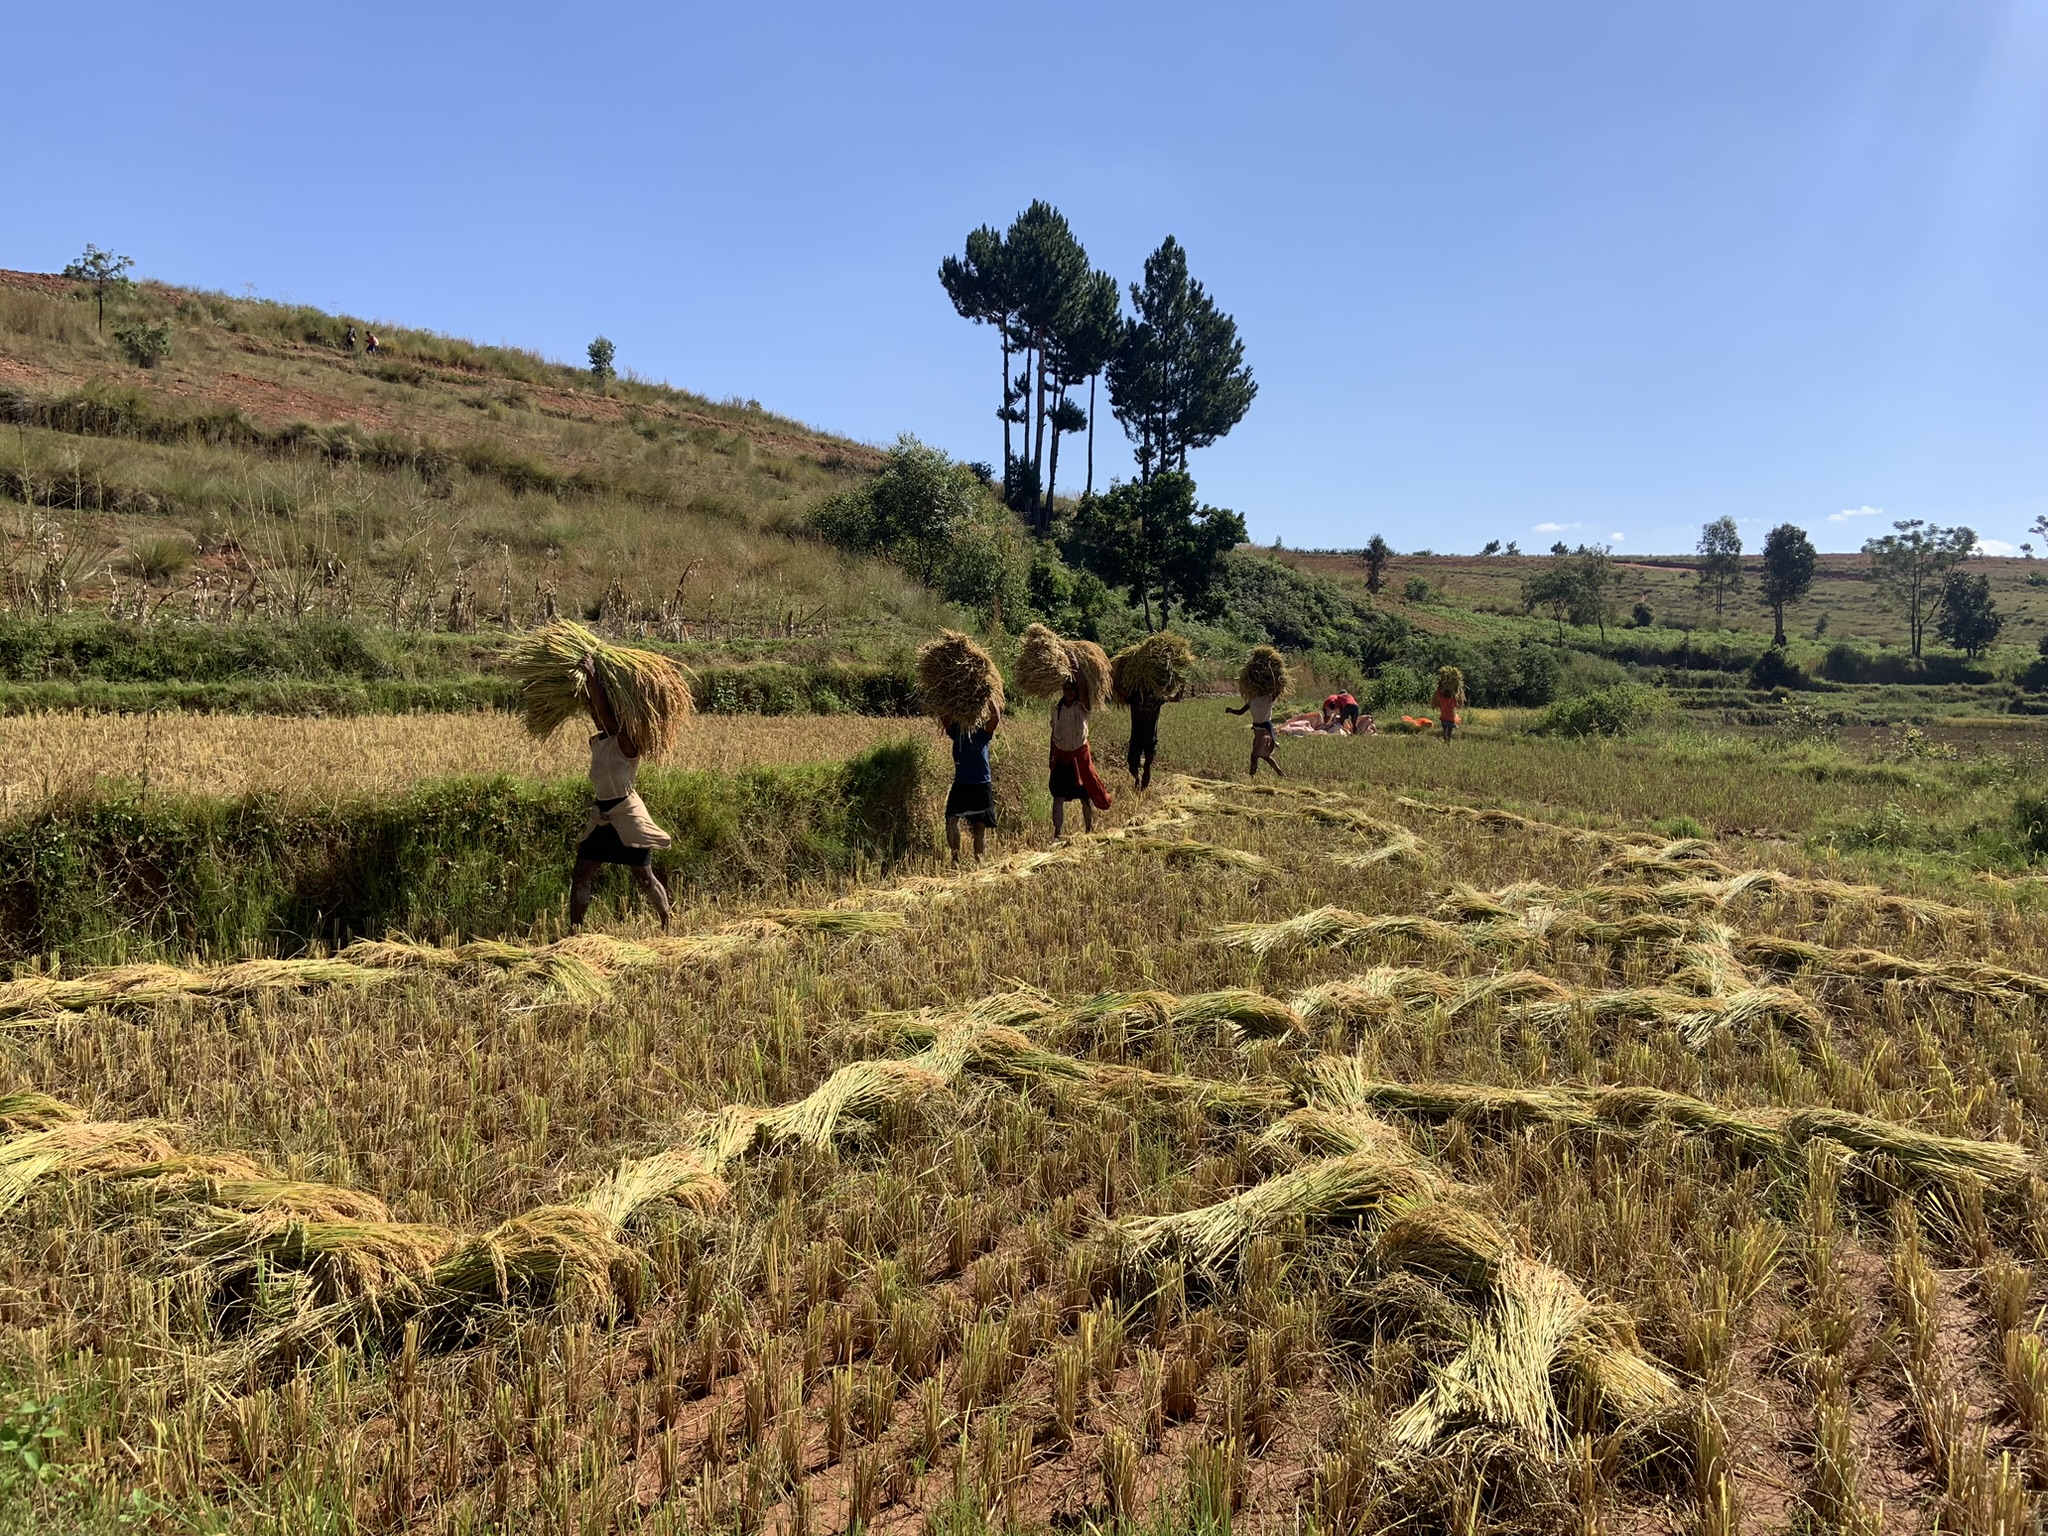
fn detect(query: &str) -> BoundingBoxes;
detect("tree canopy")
[1863,519,1976,659]
[1106,237,1255,481]
[1934,570,2002,659]
[1065,471,1246,631]
[1696,517,1743,624]
[1756,524,1816,647]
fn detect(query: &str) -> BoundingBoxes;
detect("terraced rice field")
[2,751,2046,1535]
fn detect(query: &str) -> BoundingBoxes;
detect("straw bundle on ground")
[915,630,1004,730]
[507,620,693,758]
[1112,631,1198,705]
[1065,637,1112,712]
[1237,645,1289,702]
[1015,622,1076,698]
[1736,936,2048,1000]
[0,1119,186,1213]
[1216,907,1474,957]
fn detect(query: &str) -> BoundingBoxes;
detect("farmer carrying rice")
[1049,677,1112,837]
[915,629,1007,859]
[1110,630,1196,791]
[572,656,674,930]
[1015,623,1113,836]
[1433,666,1466,741]
[509,620,692,933]
[942,707,999,862]
[1227,645,1290,777]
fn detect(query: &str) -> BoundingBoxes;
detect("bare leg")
[1082,801,1096,833]
[971,821,986,857]
[947,815,963,862]
[1051,798,1066,838]
[569,858,603,930]
[633,864,672,930]
[1139,747,1155,790]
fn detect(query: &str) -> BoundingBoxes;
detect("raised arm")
[1224,702,1249,715]
[582,657,639,757]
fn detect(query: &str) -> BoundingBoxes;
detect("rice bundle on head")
[1237,645,1289,702]
[915,630,1005,730]
[1065,638,1111,712]
[1112,631,1198,706]
[507,620,693,759]
[1016,622,1076,698]
[1436,666,1466,703]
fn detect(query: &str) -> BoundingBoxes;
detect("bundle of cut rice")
[507,620,693,758]
[1112,631,1199,706]
[1065,638,1112,713]
[915,630,1005,730]
[1237,645,1289,702]
[1436,665,1466,703]
[1016,622,1076,698]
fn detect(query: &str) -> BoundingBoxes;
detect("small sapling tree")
[112,322,171,369]
[1696,516,1743,624]
[63,244,134,333]
[587,336,616,387]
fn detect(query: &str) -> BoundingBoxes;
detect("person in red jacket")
[1321,691,1360,734]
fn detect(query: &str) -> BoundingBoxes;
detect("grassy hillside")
[1283,547,2048,659]
[0,268,946,649]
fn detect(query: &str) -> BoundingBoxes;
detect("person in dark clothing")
[344,325,357,355]
[943,710,999,861]
[1126,699,1162,789]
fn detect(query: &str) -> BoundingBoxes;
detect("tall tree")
[1047,269,1122,500]
[1106,237,1255,481]
[1863,519,1976,658]
[63,245,134,333]
[1003,202,1090,532]
[1043,398,1088,518]
[1065,471,1245,630]
[1757,523,1817,646]
[939,226,1016,488]
[1934,570,2001,659]
[1362,535,1392,596]
[1695,517,1743,624]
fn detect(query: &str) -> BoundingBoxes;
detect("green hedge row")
[0,741,928,962]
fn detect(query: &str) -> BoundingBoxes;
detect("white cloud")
[1977,538,2018,557]
[1609,532,1625,542]
[1828,505,1884,523]
[1532,521,1581,533]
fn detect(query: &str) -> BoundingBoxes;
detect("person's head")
[1061,679,1078,704]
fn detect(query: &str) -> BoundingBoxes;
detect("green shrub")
[1531,682,1667,738]
[1747,646,1807,690]
[0,741,928,962]
[111,322,171,368]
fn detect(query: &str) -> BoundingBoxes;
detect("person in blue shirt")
[942,710,999,862]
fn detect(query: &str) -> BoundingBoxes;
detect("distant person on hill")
[364,333,381,355]
[1432,666,1466,741]
[344,325,357,355]
[1225,690,1285,777]
[943,709,999,862]
[570,655,673,931]
[1321,691,1360,733]
[1049,678,1111,838]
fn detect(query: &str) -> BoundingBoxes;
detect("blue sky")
[6,1,2045,555]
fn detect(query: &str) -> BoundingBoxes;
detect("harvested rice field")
[3,713,2048,1536]
[0,712,919,807]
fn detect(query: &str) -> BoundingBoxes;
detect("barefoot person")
[943,709,999,862]
[1225,689,1285,777]
[1126,696,1162,790]
[1049,679,1111,837]
[571,656,673,930]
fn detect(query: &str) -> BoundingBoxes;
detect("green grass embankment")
[0,740,929,963]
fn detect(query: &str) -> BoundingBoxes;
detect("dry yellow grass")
[0,710,915,806]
